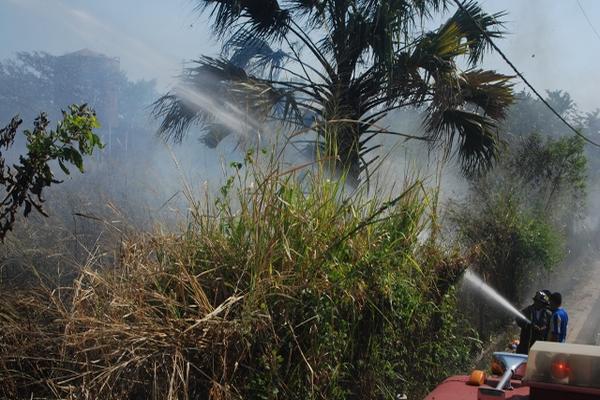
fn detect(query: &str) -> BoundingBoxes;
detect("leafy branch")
[0,104,103,240]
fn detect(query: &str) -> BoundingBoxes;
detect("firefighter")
[516,290,552,354]
[547,292,569,343]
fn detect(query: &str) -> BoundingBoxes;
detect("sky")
[1,0,600,111]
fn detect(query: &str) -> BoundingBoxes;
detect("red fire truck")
[423,341,600,400]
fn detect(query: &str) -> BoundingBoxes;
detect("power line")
[451,0,600,148]
[577,0,600,43]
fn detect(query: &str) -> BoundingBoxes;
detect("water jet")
[462,269,531,324]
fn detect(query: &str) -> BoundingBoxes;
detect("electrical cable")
[452,0,600,148]
[577,0,600,43]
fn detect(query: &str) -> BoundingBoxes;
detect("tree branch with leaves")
[0,104,103,240]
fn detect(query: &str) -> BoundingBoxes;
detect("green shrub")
[456,192,563,302]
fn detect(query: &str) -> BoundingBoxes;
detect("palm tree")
[153,0,514,179]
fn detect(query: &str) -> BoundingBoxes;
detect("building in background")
[57,49,121,152]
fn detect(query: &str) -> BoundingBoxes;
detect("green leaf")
[58,160,70,175]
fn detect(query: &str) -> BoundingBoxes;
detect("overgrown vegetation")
[1,151,477,400]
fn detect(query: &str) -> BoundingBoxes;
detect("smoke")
[65,7,176,73]
[2,0,600,343]
[1,0,202,87]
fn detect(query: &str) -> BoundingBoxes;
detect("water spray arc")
[462,269,531,324]
[174,84,266,143]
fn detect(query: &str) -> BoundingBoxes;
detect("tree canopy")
[153,0,514,180]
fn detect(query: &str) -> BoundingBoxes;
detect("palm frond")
[410,21,469,77]
[425,107,499,175]
[287,0,327,28]
[201,123,233,148]
[460,69,514,120]
[152,91,206,143]
[194,0,290,39]
[151,57,250,142]
[152,57,303,147]
[377,23,464,107]
[404,0,449,18]
[317,8,373,72]
[360,0,449,35]
[224,31,289,78]
[448,0,507,65]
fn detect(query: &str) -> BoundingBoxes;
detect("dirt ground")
[565,260,600,344]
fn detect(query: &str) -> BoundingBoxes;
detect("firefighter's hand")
[533,324,543,332]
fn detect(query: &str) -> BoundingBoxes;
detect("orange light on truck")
[550,358,570,380]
